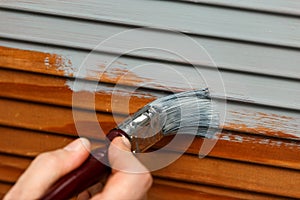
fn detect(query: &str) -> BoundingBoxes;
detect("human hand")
[4,137,152,200]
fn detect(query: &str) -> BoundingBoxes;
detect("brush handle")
[40,129,128,200]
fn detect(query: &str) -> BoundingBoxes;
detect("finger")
[77,182,104,200]
[91,137,152,200]
[77,191,91,200]
[4,138,91,200]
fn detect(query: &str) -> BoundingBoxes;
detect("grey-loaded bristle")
[149,88,219,138]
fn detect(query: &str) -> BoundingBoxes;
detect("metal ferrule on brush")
[118,105,166,153]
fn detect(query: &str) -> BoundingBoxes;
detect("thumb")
[4,138,91,200]
[108,136,148,173]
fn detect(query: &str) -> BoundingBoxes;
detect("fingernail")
[121,135,131,149]
[64,138,90,151]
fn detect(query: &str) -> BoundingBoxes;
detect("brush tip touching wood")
[149,88,219,137]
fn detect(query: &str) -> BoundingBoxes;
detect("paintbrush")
[40,89,219,200]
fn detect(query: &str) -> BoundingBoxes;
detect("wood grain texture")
[0,154,30,183]
[1,11,300,80]
[0,180,252,200]
[0,182,12,200]
[153,155,300,198]
[2,152,300,198]
[1,0,300,48]
[0,126,75,157]
[1,171,284,200]
[1,101,300,170]
[150,180,239,200]
[0,98,124,138]
[151,178,291,200]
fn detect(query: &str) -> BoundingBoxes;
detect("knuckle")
[143,172,153,189]
[35,150,62,169]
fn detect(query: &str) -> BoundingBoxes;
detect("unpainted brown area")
[0,68,155,114]
[0,46,72,76]
[2,150,300,198]
[0,46,171,91]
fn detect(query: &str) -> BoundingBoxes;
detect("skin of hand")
[4,137,153,200]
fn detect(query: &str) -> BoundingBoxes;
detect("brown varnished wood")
[1,152,300,198]
[0,178,288,200]
[0,98,124,138]
[0,46,67,77]
[151,178,290,200]
[0,100,300,170]
[150,177,290,200]
[0,68,155,114]
[150,181,239,200]
[0,126,74,157]
[152,154,300,198]
[0,182,13,200]
[0,154,30,183]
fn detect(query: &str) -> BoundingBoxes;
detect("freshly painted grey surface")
[1,10,300,80]
[1,0,300,48]
[180,0,300,16]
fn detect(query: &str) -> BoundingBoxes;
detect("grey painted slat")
[0,0,300,48]
[1,40,300,139]
[179,0,300,17]
[0,10,300,80]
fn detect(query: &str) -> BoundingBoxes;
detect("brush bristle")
[149,89,219,138]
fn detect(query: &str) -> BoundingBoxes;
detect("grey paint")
[1,10,300,80]
[1,0,300,48]
[181,0,300,16]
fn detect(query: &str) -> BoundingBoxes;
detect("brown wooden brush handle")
[40,129,129,200]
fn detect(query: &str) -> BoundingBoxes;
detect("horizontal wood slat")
[0,155,30,183]
[151,178,291,200]
[1,0,300,48]
[0,182,12,200]
[1,101,300,170]
[0,178,290,200]
[150,180,239,200]
[153,154,300,198]
[0,126,75,157]
[1,156,280,200]
[1,152,299,198]
[0,98,124,138]
[0,180,246,200]
[0,126,104,158]
[1,11,300,80]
